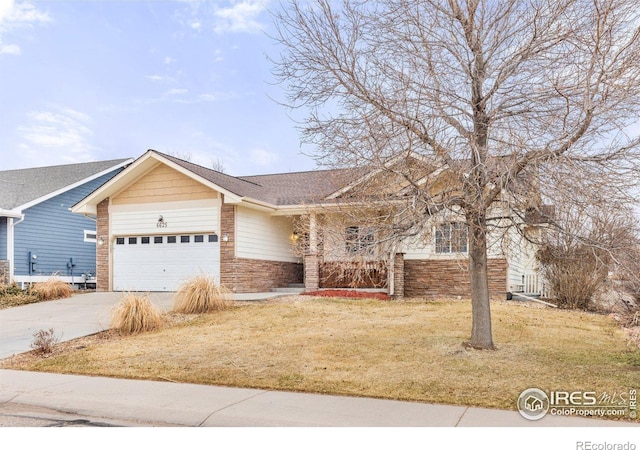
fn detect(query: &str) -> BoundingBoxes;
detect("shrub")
[30,328,60,355]
[111,293,164,335]
[173,275,231,314]
[536,244,608,310]
[31,277,74,301]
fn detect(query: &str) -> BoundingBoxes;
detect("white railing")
[524,273,541,295]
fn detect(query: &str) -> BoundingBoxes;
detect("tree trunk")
[467,211,495,350]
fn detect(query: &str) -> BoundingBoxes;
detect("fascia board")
[20,159,133,213]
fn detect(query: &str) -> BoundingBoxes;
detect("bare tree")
[272,0,640,349]
[167,151,193,162]
[211,157,227,173]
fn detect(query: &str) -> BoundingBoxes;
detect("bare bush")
[537,206,640,310]
[30,328,59,355]
[537,244,607,309]
[173,275,231,314]
[31,276,74,301]
[111,294,165,335]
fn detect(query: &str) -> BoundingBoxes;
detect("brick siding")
[232,258,302,293]
[403,258,507,299]
[96,198,109,291]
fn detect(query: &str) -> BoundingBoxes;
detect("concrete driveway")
[0,292,175,359]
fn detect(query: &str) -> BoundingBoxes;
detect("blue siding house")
[0,159,132,286]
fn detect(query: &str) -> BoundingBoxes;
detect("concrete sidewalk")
[0,369,634,427]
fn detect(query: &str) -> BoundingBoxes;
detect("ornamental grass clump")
[31,276,74,301]
[173,275,231,314]
[111,293,164,335]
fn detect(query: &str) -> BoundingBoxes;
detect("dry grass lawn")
[2,297,638,416]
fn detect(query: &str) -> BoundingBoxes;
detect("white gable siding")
[111,199,220,236]
[504,227,541,293]
[236,206,298,262]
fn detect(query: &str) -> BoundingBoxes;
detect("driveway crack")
[197,390,269,426]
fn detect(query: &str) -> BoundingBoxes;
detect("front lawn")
[2,297,638,417]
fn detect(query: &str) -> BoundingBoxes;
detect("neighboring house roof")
[0,159,132,212]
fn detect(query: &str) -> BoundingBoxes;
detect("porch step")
[270,287,306,293]
[509,292,542,301]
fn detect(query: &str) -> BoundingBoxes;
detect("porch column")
[96,198,110,292]
[393,252,405,300]
[304,213,319,290]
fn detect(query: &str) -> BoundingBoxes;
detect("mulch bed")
[301,289,390,300]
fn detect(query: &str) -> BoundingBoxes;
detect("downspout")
[8,213,25,284]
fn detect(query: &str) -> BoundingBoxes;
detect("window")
[194,235,204,243]
[435,222,468,253]
[128,237,137,245]
[167,236,177,244]
[181,235,190,243]
[208,234,218,243]
[116,237,125,245]
[84,230,97,243]
[345,226,375,256]
[154,236,163,244]
[141,237,150,244]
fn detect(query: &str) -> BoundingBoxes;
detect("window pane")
[181,235,190,243]
[167,236,177,244]
[208,234,218,243]
[435,222,467,253]
[141,237,150,244]
[194,235,204,243]
[154,236,163,244]
[435,224,450,253]
[128,237,137,245]
[116,237,125,245]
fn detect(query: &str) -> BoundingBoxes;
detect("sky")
[0,0,317,176]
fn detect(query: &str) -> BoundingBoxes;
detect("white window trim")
[84,230,97,243]
[434,222,469,254]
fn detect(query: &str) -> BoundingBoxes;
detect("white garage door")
[113,233,220,291]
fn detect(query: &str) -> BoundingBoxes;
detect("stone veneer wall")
[0,260,9,285]
[96,198,110,291]
[403,258,507,298]
[392,253,405,299]
[219,198,302,293]
[232,258,302,293]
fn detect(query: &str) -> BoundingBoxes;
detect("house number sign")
[157,215,168,228]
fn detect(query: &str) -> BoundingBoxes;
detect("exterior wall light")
[222,234,229,242]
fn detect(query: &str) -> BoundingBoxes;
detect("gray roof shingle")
[0,159,130,210]
[160,152,361,206]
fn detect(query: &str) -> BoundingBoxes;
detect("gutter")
[6,212,25,283]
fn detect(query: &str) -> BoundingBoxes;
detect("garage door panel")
[113,234,220,291]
